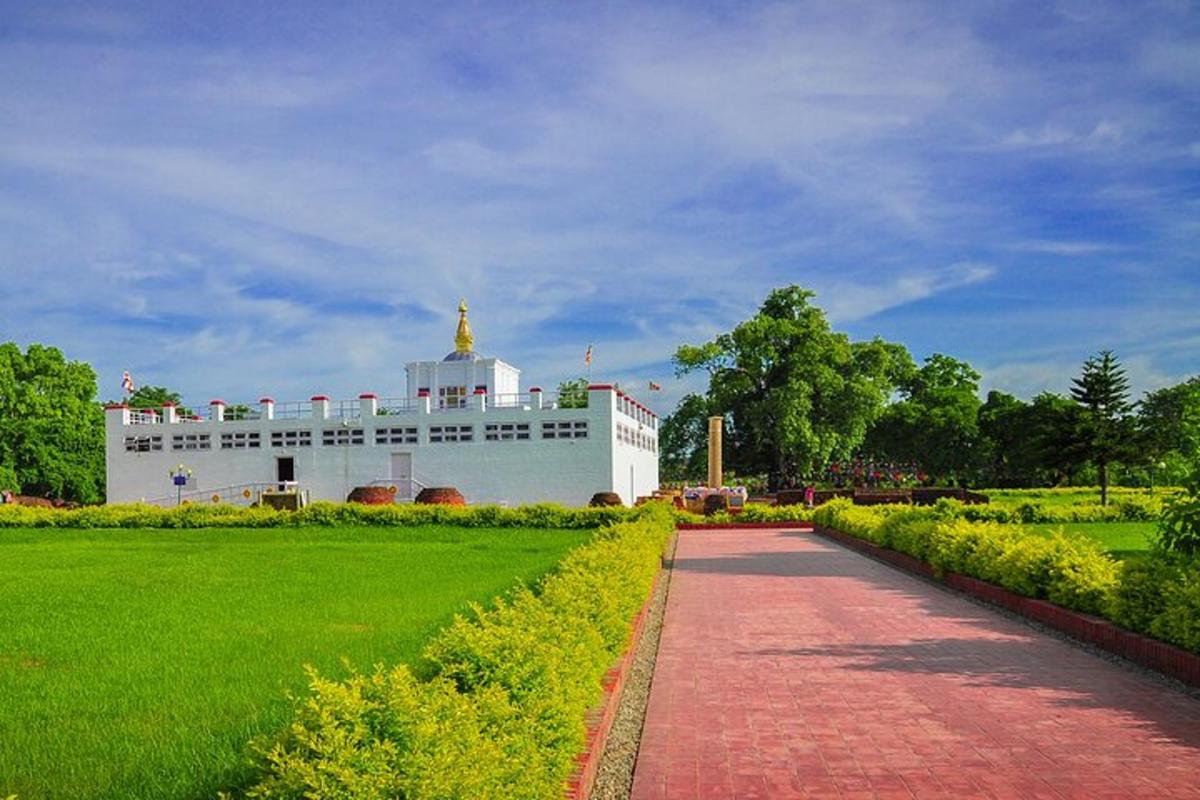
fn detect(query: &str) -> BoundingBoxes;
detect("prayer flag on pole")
[584,344,593,366]
[121,370,135,395]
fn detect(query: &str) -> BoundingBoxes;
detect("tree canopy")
[864,354,983,485]
[0,342,105,502]
[674,286,910,488]
[1070,350,1137,505]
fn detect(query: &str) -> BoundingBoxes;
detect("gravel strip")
[589,534,678,800]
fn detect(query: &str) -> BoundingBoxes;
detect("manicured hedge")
[230,503,676,799]
[955,496,1164,524]
[812,498,1200,655]
[679,494,1165,526]
[0,501,636,530]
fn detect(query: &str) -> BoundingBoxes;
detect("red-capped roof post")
[162,401,178,425]
[310,395,330,420]
[529,386,544,410]
[259,397,275,421]
[358,392,378,418]
[209,399,226,423]
[104,403,131,431]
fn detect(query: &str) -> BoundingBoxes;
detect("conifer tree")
[1070,350,1134,505]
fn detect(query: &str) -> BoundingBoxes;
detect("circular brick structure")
[346,486,396,505]
[415,487,466,506]
[589,491,623,507]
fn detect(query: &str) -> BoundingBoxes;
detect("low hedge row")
[812,499,1200,655]
[230,503,676,799]
[958,496,1164,524]
[678,495,1164,526]
[0,501,636,530]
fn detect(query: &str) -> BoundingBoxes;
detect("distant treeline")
[660,287,1198,500]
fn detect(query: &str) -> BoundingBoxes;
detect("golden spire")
[454,298,474,353]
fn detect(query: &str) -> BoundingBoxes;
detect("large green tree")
[658,393,712,482]
[1027,392,1089,486]
[977,391,1031,486]
[674,286,910,488]
[864,354,983,484]
[1138,377,1200,474]
[0,343,106,502]
[1070,350,1136,505]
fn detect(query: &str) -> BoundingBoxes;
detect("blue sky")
[0,1,1197,413]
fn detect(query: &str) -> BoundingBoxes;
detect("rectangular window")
[429,424,473,443]
[220,431,261,449]
[376,427,419,445]
[438,386,468,409]
[542,420,588,440]
[485,422,531,441]
[322,428,365,446]
[124,434,163,453]
[270,430,313,448]
[171,433,211,451]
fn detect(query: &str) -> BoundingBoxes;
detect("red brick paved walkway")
[631,528,1200,799]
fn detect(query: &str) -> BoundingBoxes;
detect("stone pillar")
[707,415,723,489]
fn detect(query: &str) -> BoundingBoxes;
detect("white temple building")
[104,301,660,507]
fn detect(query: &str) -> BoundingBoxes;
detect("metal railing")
[142,481,301,508]
[273,401,312,420]
[377,397,418,415]
[489,392,535,409]
[120,390,619,424]
[368,476,429,503]
[329,400,361,420]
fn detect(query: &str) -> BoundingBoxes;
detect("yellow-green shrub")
[235,503,676,798]
[0,501,639,530]
[1108,552,1200,654]
[817,502,1119,617]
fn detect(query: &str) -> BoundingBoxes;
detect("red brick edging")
[565,536,673,799]
[814,525,1200,689]
[676,521,813,530]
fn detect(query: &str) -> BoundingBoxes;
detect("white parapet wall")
[105,385,660,507]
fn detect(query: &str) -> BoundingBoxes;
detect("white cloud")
[821,262,996,323]
[1008,240,1122,256]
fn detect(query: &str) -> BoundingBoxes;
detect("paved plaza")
[631,528,1200,799]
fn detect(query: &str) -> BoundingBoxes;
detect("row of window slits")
[486,422,530,441]
[616,422,658,453]
[127,422,592,453]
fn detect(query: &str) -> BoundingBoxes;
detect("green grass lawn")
[1025,521,1157,559]
[985,487,1177,507]
[0,525,590,800]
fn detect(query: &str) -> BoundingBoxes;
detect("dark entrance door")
[276,457,295,489]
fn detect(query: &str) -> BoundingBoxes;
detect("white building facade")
[104,302,660,507]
